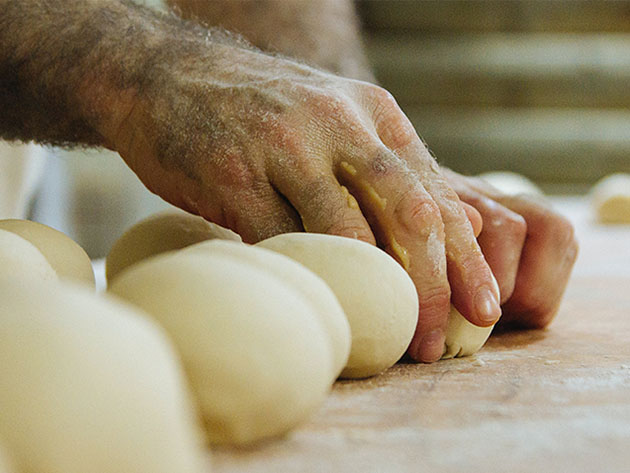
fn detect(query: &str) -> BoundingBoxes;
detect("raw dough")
[0,443,13,473]
[185,240,350,380]
[0,219,94,287]
[0,229,57,282]
[479,171,544,197]
[106,210,241,283]
[257,233,418,379]
[591,173,630,224]
[109,251,333,445]
[442,305,494,359]
[0,277,206,473]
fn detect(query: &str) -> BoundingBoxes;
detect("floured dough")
[106,210,241,283]
[0,229,57,282]
[442,305,494,359]
[109,251,333,445]
[185,240,350,380]
[257,233,418,379]
[0,277,206,473]
[0,219,94,287]
[591,173,630,224]
[479,171,543,197]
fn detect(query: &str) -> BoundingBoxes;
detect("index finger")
[366,86,502,329]
[335,147,452,363]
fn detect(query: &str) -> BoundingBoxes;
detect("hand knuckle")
[543,213,576,249]
[503,212,527,239]
[394,192,441,236]
[417,286,451,322]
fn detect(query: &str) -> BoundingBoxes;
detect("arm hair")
[167,0,375,82]
[0,0,247,147]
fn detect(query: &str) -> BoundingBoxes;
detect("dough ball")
[109,251,333,445]
[591,173,630,224]
[0,229,57,282]
[106,210,241,284]
[0,443,14,473]
[185,240,350,380]
[0,219,94,287]
[479,171,544,197]
[0,277,206,473]
[257,233,418,379]
[442,305,494,359]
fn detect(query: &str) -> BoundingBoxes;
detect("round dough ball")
[591,173,630,224]
[0,229,57,282]
[0,277,206,473]
[109,251,333,445]
[185,240,350,380]
[0,219,94,287]
[257,233,419,379]
[106,210,241,284]
[479,171,544,197]
[442,305,494,359]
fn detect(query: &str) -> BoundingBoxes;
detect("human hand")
[441,169,579,329]
[108,43,500,363]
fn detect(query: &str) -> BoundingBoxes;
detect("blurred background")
[2,0,630,257]
[358,0,630,192]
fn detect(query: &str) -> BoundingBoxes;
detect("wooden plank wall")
[358,0,630,191]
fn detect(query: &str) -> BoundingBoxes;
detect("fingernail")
[413,329,445,363]
[475,286,501,324]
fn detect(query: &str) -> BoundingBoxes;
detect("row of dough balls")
[0,219,208,473]
[0,212,494,472]
[105,211,421,445]
[106,211,493,368]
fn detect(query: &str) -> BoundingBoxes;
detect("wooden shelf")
[368,33,630,108]
[405,107,630,184]
[359,0,630,33]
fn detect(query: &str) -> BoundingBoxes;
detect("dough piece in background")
[106,210,240,283]
[478,171,544,197]
[0,443,14,473]
[0,277,207,473]
[109,251,333,446]
[185,240,351,381]
[0,229,57,282]
[0,219,94,287]
[590,173,630,224]
[442,305,494,359]
[257,233,418,379]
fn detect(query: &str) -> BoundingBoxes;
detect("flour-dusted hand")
[443,169,579,329]
[1,0,500,362]
[109,39,502,362]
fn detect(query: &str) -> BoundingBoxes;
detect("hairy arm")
[0,0,245,147]
[167,0,375,81]
[0,0,507,362]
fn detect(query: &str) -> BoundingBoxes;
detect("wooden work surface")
[211,197,630,473]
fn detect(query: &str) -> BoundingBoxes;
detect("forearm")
[167,0,375,82]
[0,0,238,148]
